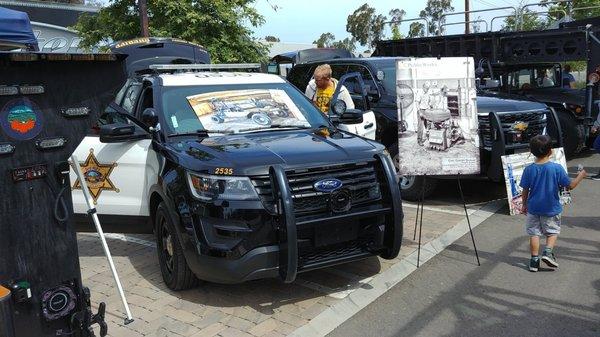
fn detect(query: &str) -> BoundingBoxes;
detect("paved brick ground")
[78,203,482,337]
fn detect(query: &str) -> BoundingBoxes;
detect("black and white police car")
[70,62,403,290]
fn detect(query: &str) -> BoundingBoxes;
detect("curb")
[290,200,505,337]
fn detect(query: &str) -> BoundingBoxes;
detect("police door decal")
[72,148,120,204]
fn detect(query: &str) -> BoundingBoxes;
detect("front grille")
[478,109,547,147]
[250,161,382,216]
[286,162,381,215]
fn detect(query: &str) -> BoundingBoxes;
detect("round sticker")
[1,98,44,140]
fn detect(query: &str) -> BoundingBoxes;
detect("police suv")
[70,64,402,289]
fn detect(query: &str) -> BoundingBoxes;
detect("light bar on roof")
[149,63,261,71]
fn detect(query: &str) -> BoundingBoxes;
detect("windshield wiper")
[236,124,313,133]
[168,129,234,138]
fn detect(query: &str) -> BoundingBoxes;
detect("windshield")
[161,82,329,135]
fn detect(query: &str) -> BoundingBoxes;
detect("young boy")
[520,135,587,272]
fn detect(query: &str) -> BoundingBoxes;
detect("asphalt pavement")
[329,152,600,337]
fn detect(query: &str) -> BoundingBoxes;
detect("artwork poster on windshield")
[186,89,309,133]
[396,57,480,176]
[501,147,568,216]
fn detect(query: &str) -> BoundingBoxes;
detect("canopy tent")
[0,6,38,51]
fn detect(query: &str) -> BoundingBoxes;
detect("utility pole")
[465,0,470,34]
[139,0,149,37]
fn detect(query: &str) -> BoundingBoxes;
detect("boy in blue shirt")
[520,135,587,272]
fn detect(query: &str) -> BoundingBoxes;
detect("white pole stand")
[70,154,134,325]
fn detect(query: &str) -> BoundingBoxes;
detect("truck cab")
[70,65,403,290]
[487,62,592,157]
[287,56,555,200]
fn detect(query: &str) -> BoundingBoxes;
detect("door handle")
[364,123,374,129]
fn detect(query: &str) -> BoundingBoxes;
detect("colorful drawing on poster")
[396,57,480,176]
[185,89,309,133]
[501,147,568,215]
[0,98,44,140]
[72,149,119,204]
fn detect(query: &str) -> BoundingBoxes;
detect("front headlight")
[187,172,259,201]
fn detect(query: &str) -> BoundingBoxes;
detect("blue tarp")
[0,6,38,50]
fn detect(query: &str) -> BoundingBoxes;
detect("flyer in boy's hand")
[501,147,567,215]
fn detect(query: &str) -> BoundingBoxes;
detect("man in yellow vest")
[305,64,355,114]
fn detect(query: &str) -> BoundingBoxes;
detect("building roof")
[0,0,98,27]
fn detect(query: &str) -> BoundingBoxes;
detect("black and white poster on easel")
[396,57,480,176]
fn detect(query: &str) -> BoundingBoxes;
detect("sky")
[250,0,542,47]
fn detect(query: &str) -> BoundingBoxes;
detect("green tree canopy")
[346,3,387,48]
[331,37,357,54]
[313,32,336,48]
[419,0,454,36]
[389,8,406,40]
[72,0,269,63]
[264,35,280,42]
[502,8,548,31]
[408,22,425,38]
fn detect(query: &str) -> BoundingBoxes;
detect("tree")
[331,37,357,54]
[502,8,547,31]
[346,4,387,49]
[313,32,335,48]
[418,0,454,36]
[72,0,269,63]
[543,0,600,24]
[265,35,280,42]
[408,22,425,38]
[389,8,406,40]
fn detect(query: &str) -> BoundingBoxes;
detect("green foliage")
[419,0,454,36]
[544,0,600,24]
[313,32,336,48]
[331,37,357,54]
[313,33,356,54]
[264,35,280,42]
[346,3,387,48]
[408,22,425,38]
[72,0,269,63]
[502,8,548,31]
[389,8,405,40]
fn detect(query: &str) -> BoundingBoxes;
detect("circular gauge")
[41,285,77,321]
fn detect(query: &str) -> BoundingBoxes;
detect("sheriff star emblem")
[72,149,119,204]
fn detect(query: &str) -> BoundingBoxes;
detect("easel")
[413,174,480,267]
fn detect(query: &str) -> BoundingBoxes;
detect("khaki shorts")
[526,213,561,236]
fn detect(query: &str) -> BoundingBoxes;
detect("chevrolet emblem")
[512,121,529,132]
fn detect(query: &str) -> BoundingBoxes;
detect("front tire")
[550,111,583,159]
[155,202,199,290]
[389,142,438,201]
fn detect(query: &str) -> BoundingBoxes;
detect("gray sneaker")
[542,251,559,268]
[529,257,540,272]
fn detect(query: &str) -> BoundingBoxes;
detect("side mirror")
[99,123,146,143]
[142,108,159,128]
[331,99,347,115]
[338,110,364,124]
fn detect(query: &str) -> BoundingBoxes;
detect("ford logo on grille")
[313,178,343,192]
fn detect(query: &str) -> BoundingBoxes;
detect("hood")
[167,129,383,176]
[519,87,586,105]
[475,93,547,114]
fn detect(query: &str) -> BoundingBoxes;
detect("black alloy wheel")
[155,202,199,290]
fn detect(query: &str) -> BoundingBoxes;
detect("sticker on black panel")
[0,97,44,141]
